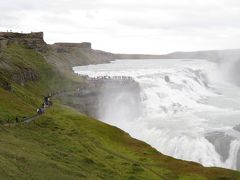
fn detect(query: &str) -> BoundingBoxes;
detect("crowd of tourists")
[37,94,53,115]
[82,75,134,81]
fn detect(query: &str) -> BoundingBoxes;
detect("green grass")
[0,44,240,179]
[0,105,239,179]
[0,45,76,122]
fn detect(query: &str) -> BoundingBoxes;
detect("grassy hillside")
[0,44,74,122]
[2,105,240,180]
[0,44,240,179]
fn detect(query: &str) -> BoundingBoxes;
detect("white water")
[73,59,240,170]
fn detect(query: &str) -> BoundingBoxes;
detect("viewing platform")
[79,75,135,82]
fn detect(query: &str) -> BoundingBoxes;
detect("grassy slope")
[0,45,240,179]
[0,45,74,122]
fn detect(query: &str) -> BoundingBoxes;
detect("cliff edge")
[0,32,48,52]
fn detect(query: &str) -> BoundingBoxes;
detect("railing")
[81,75,134,81]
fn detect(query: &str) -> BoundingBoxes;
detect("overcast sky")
[1,0,240,54]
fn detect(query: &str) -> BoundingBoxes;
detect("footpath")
[1,90,68,126]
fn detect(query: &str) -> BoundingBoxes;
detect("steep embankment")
[45,42,115,79]
[0,32,240,179]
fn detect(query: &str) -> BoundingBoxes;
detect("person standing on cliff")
[164,75,170,83]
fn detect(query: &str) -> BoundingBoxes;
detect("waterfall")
[73,59,240,170]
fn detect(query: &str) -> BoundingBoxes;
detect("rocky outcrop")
[58,79,141,119]
[205,131,234,162]
[0,32,48,52]
[0,31,165,78]
[0,75,12,91]
[0,63,39,90]
[11,68,39,86]
[45,43,115,75]
[0,35,41,90]
[54,42,92,49]
[0,37,8,50]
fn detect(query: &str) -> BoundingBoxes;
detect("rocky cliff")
[0,32,115,89]
[54,42,92,49]
[45,42,115,76]
[0,45,40,91]
[58,78,141,119]
[0,32,168,78]
[0,32,48,52]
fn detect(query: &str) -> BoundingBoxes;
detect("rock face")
[45,43,115,75]
[54,42,92,49]
[0,37,8,50]
[11,68,39,86]
[0,76,12,91]
[0,32,43,90]
[0,54,40,89]
[205,132,234,162]
[0,31,167,78]
[205,130,240,170]
[0,32,48,52]
[58,79,141,120]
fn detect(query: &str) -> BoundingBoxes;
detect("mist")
[96,80,142,128]
[227,59,240,86]
[217,50,240,86]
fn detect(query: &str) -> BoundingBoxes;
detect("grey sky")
[1,0,240,54]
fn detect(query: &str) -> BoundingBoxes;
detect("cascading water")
[73,59,240,170]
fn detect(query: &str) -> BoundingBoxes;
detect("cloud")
[1,0,240,54]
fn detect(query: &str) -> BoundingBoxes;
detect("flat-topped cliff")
[54,42,92,49]
[46,41,115,76]
[0,32,44,39]
[0,32,48,52]
[0,32,115,77]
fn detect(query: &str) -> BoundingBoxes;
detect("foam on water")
[73,59,240,170]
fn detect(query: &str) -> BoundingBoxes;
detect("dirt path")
[22,114,39,124]
[5,90,77,125]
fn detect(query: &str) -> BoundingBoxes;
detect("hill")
[0,32,240,179]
